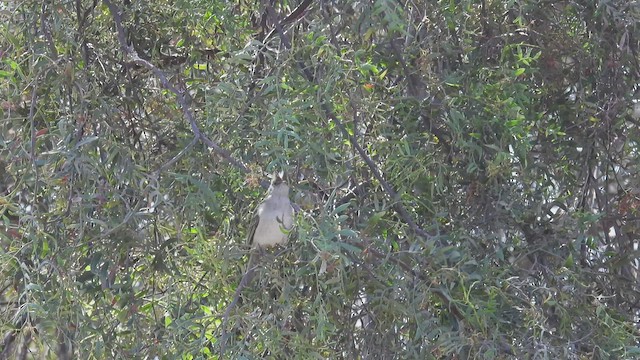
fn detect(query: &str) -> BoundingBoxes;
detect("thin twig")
[218,254,260,358]
[153,136,198,175]
[40,3,58,60]
[345,239,463,320]
[261,0,313,46]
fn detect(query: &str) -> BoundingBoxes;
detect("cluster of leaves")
[1,0,640,359]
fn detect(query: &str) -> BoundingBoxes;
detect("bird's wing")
[246,211,260,246]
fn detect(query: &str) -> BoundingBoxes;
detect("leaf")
[331,202,351,215]
[318,259,327,275]
[193,63,207,70]
[338,242,362,254]
[368,211,386,226]
[75,136,99,148]
[359,63,379,74]
[564,253,574,268]
[337,228,358,238]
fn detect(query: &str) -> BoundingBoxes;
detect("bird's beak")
[273,171,285,185]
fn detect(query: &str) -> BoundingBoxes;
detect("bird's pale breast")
[253,197,293,247]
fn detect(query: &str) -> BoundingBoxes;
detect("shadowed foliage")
[1,0,640,359]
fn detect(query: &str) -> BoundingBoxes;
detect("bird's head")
[269,171,289,195]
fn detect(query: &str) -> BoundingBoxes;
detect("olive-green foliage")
[1,0,639,359]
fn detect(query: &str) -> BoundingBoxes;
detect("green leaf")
[337,229,358,238]
[75,136,99,148]
[513,68,525,76]
[338,242,362,253]
[331,202,351,215]
[193,63,207,70]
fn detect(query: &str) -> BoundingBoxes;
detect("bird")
[236,172,294,303]
[246,172,294,249]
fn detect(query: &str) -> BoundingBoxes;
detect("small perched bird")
[246,172,294,249]
[233,173,294,308]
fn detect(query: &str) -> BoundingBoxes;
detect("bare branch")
[262,0,313,46]
[103,0,248,173]
[217,253,260,357]
[266,1,435,242]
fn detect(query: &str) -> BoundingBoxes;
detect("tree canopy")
[1,0,640,359]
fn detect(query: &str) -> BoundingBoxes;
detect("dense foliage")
[2,0,640,358]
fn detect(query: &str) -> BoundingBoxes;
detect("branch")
[217,246,290,356]
[40,3,59,60]
[28,73,39,162]
[346,239,463,319]
[345,238,515,355]
[103,0,248,173]
[326,103,435,241]
[262,0,313,46]
[217,257,259,358]
[267,3,434,242]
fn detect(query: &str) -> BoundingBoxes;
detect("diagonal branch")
[262,0,313,46]
[265,5,517,356]
[266,5,434,242]
[322,102,435,241]
[103,0,248,173]
[217,259,259,357]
